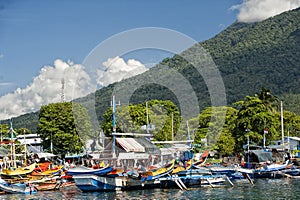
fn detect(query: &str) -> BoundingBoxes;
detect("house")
[273,136,300,157]
[16,133,42,152]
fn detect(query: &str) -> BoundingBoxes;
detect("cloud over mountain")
[0,57,147,120]
[0,59,92,120]
[97,56,148,87]
[231,0,300,23]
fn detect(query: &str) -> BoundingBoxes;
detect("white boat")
[0,182,37,194]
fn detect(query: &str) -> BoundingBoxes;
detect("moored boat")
[67,165,113,176]
[141,159,175,181]
[1,163,36,178]
[0,182,37,194]
[31,165,64,176]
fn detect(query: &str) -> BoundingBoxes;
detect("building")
[273,136,300,157]
[16,133,42,152]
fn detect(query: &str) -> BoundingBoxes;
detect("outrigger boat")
[141,160,175,181]
[73,160,176,192]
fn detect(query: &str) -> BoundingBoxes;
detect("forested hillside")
[7,8,300,132]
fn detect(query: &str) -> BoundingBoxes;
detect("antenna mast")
[61,78,65,102]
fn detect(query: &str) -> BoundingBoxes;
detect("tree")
[100,100,180,141]
[233,94,279,151]
[255,87,278,113]
[37,102,92,155]
[15,128,32,135]
[194,106,237,155]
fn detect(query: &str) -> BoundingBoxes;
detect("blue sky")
[0,0,240,95]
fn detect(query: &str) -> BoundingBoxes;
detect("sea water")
[0,179,299,200]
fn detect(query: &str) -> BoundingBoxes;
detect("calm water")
[0,179,299,200]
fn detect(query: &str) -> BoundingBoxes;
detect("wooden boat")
[0,182,37,194]
[33,162,51,171]
[141,160,175,181]
[236,160,291,179]
[172,160,192,174]
[1,163,36,177]
[107,168,125,177]
[34,180,75,191]
[67,165,113,176]
[193,150,209,167]
[31,165,63,176]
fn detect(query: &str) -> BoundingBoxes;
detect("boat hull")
[67,166,113,176]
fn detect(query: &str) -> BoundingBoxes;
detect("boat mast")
[186,120,191,149]
[146,101,150,140]
[24,129,27,165]
[50,132,53,153]
[171,112,174,144]
[0,120,2,143]
[112,96,117,158]
[280,100,284,148]
[10,120,16,168]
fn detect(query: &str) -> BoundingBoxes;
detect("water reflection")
[0,179,299,200]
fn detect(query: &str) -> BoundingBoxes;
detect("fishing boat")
[160,173,229,189]
[67,165,113,176]
[34,180,75,191]
[31,165,64,176]
[73,160,175,192]
[33,162,51,172]
[0,182,37,194]
[172,159,192,174]
[192,150,209,167]
[1,163,36,177]
[141,159,175,181]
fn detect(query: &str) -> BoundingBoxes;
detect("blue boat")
[67,165,113,176]
[72,174,163,192]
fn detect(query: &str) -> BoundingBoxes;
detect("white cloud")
[0,57,148,120]
[0,59,93,120]
[0,82,12,86]
[0,54,4,58]
[97,56,148,87]
[231,0,300,23]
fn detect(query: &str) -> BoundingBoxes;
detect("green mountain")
[7,7,300,132]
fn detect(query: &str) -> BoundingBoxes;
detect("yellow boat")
[142,160,175,180]
[172,159,192,174]
[1,163,36,177]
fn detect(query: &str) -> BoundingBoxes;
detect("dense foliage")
[192,88,300,155]
[37,102,92,155]
[101,100,180,142]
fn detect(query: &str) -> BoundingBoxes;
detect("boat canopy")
[249,150,273,162]
[134,138,160,154]
[116,138,145,152]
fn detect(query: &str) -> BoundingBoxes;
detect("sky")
[0,0,300,120]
